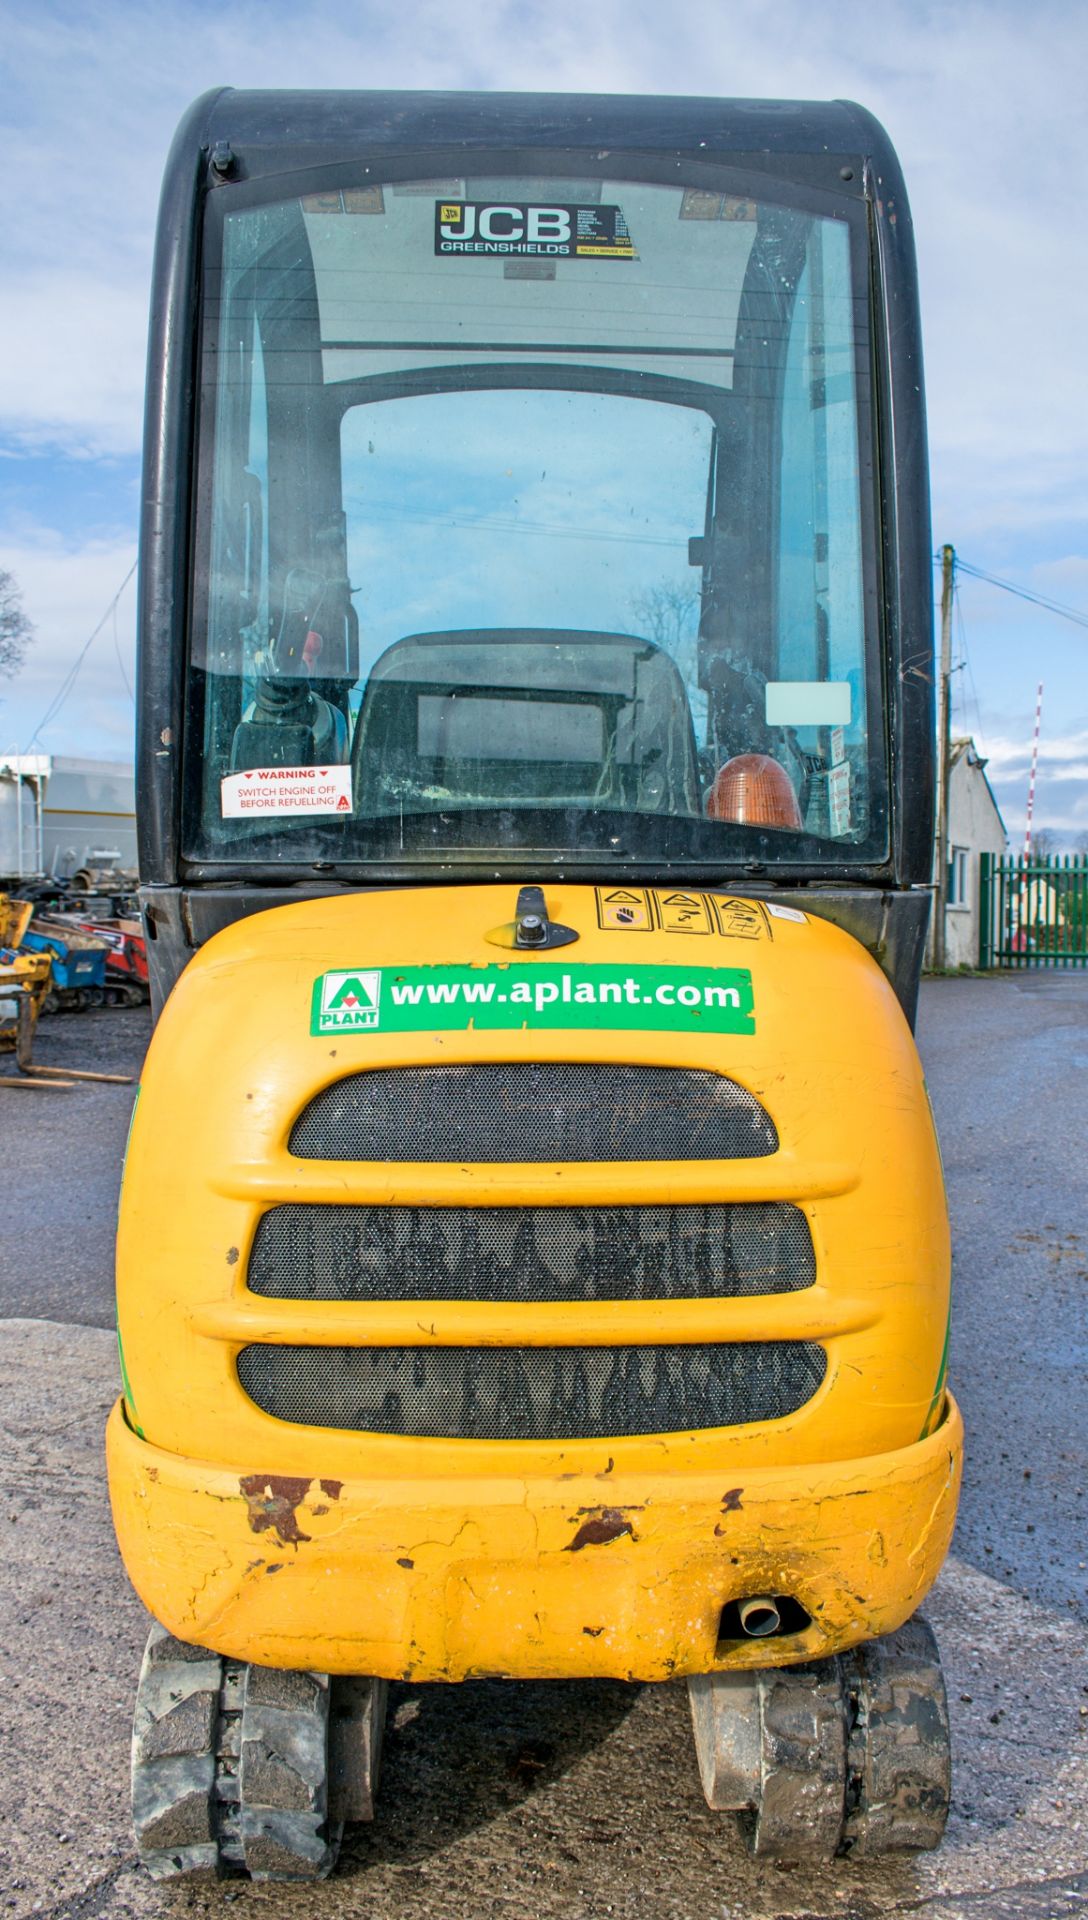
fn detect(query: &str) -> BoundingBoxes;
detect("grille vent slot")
[236,1341,827,1439]
[247,1202,815,1304]
[289,1064,777,1162]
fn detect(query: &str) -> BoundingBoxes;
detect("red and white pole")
[1023,681,1043,858]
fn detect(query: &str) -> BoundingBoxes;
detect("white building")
[0,755,137,881]
[941,738,1007,968]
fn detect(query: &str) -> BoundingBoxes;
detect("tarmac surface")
[1,976,1086,1918]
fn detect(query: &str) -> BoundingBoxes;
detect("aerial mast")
[1023,680,1044,859]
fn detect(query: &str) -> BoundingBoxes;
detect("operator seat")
[351,630,702,818]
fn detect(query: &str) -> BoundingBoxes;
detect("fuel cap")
[485,884,579,951]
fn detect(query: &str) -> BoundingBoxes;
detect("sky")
[1,0,1086,847]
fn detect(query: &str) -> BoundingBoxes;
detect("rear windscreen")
[188,167,884,870]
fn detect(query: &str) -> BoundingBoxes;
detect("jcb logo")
[439,203,572,245]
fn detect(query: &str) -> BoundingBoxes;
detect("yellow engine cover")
[108,884,960,1680]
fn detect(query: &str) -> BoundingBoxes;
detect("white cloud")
[0,276,148,458]
[0,532,136,761]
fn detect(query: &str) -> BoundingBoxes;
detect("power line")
[24,561,137,751]
[113,597,134,706]
[952,557,1088,633]
[953,582,985,744]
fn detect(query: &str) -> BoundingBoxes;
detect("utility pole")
[933,544,955,971]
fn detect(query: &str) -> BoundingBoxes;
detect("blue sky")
[1,0,1086,844]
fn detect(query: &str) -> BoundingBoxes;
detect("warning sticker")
[595,887,653,931]
[435,202,634,259]
[654,890,716,936]
[221,766,352,818]
[767,902,806,925]
[716,899,770,942]
[312,963,754,1037]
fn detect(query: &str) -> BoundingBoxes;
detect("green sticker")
[311,962,754,1037]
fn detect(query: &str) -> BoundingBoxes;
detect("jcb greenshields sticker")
[311,964,754,1037]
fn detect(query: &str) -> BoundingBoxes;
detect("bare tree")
[0,570,34,678]
[1029,827,1058,859]
[1073,830,1088,858]
[629,582,700,676]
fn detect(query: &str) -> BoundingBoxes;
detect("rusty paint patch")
[266,1563,283,1575]
[239,1474,313,1547]
[567,1508,637,1552]
[320,1478,343,1500]
[397,1556,415,1569]
[226,1246,240,1265]
[147,1467,159,1482]
[582,1626,604,1637]
[720,1487,744,1512]
[311,1504,329,1516]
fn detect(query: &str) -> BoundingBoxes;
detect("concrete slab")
[1,1319,1085,1920]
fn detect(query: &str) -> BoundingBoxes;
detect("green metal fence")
[979,854,1088,968]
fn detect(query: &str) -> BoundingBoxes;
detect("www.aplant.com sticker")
[311,963,754,1037]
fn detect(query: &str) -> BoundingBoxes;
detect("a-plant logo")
[315,969,381,1033]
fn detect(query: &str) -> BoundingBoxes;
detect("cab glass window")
[187,171,883,869]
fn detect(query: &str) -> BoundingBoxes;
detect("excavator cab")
[110,91,959,1881]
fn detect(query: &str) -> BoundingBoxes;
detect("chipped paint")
[239,1474,313,1547]
[568,1508,638,1551]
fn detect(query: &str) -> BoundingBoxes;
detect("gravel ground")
[0,1006,149,1326]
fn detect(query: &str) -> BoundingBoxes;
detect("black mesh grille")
[236,1342,827,1438]
[247,1203,814,1303]
[289,1064,777,1161]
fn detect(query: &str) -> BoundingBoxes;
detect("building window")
[948,846,969,908]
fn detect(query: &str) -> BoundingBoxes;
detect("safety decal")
[595,887,653,931]
[311,963,754,1037]
[715,899,770,941]
[221,766,352,818]
[435,202,634,259]
[654,891,716,935]
[595,889,773,939]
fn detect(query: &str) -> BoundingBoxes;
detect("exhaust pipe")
[737,1595,782,1638]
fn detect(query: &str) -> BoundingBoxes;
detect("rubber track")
[130,1625,339,1881]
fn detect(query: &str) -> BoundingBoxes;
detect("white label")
[221,765,353,818]
[828,760,852,836]
[766,902,806,924]
[765,681,852,727]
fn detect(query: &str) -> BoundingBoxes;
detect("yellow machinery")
[110,91,960,1878]
[0,894,130,1089]
[0,895,52,1059]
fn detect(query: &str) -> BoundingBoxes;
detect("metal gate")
[980,854,1088,968]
